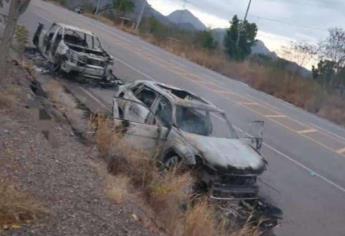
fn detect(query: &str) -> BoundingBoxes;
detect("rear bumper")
[61,61,105,79]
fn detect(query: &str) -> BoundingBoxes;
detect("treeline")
[49,0,345,125]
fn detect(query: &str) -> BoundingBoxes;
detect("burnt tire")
[163,154,181,169]
[51,62,61,72]
[33,23,44,47]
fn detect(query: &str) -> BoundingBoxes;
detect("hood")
[183,133,266,174]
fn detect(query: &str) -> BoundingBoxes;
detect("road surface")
[20,1,345,235]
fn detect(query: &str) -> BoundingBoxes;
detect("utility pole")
[135,1,147,31]
[95,0,102,15]
[236,0,252,47]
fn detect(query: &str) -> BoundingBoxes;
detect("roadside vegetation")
[51,0,345,126]
[0,182,46,231]
[138,16,345,126]
[92,115,262,236]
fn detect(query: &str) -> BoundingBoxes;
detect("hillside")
[167,9,206,31]
[62,0,171,25]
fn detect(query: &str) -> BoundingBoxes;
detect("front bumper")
[210,181,258,200]
[202,170,259,200]
[61,61,105,79]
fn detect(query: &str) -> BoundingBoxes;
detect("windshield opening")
[175,106,238,138]
[63,29,101,50]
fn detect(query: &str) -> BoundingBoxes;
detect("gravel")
[0,64,155,236]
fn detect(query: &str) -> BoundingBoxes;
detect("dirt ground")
[0,61,156,236]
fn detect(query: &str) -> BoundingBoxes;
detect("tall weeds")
[138,32,345,126]
[0,182,46,229]
[92,116,263,236]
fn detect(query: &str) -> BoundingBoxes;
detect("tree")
[223,15,257,61]
[282,41,318,69]
[312,60,336,84]
[196,30,218,50]
[319,28,345,70]
[311,28,345,90]
[112,0,134,17]
[0,0,31,81]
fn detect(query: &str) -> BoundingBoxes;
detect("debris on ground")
[0,60,154,236]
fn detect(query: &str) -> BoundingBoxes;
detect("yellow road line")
[265,115,287,118]
[336,147,345,155]
[110,35,345,157]
[239,102,344,155]
[297,129,318,134]
[240,102,259,106]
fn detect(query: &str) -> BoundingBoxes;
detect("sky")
[147,0,345,56]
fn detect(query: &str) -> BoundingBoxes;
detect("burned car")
[112,80,267,200]
[33,22,114,81]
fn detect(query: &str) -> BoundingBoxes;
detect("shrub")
[0,182,46,229]
[0,91,16,110]
[105,174,131,204]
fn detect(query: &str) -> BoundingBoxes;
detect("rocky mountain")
[251,40,277,58]
[64,0,171,25]
[65,1,276,59]
[167,10,206,31]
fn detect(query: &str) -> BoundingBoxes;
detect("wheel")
[163,154,181,169]
[51,62,61,72]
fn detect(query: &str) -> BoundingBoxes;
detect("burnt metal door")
[242,120,264,153]
[113,97,168,157]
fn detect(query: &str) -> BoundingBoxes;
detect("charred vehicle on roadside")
[33,22,115,82]
[112,80,267,200]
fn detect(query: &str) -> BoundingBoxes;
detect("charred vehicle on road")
[33,23,115,82]
[112,80,267,200]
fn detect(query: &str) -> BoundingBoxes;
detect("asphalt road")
[20,1,345,235]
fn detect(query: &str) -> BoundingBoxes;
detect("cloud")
[147,0,345,50]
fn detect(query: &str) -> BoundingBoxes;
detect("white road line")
[79,87,111,112]
[297,129,318,134]
[33,3,345,195]
[35,2,345,146]
[336,147,345,155]
[233,126,345,194]
[113,57,345,195]
[264,142,345,194]
[113,57,155,82]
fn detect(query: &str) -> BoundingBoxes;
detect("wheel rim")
[165,155,180,168]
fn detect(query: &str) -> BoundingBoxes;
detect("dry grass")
[0,92,16,110]
[93,117,190,234]
[138,33,345,126]
[92,116,264,235]
[105,174,131,204]
[183,200,218,236]
[0,181,46,230]
[148,169,194,235]
[44,80,64,100]
[93,114,113,159]
[57,6,345,125]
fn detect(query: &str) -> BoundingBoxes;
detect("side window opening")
[156,96,172,127]
[135,86,157,108]
[45,25,58,52]
[52,28,63,55]
[131,84,142,95]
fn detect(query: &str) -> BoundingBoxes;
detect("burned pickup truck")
[112,80,267,200]
[33,23,114,82]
